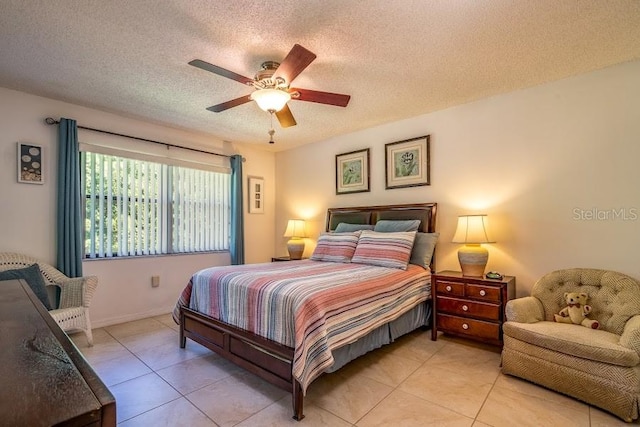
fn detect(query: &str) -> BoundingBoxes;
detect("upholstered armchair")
[0,252,98,346]
[501,268,640,422]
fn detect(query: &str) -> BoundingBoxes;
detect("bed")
[175,203,437,420]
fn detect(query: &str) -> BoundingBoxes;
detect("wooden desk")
[0,279,116,426]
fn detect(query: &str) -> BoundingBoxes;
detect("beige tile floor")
[70,314,635,426]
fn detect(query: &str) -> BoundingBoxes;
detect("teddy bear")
[554,292,600,329]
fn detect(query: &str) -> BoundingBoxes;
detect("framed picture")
[385,135,430,189]
[335,148,370,195]
[248,176,264,214]
[17,142,44,184]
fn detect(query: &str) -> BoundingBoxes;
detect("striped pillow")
[351,230,417,270]
[310,231,360,263]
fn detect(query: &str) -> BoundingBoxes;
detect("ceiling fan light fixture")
[250,88,291,112]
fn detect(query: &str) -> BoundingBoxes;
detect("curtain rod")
[44,117,236,159]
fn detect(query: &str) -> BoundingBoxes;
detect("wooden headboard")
[326,203,437,233]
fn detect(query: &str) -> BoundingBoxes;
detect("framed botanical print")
[385,135,430,189]
[248,176,264,214]
[335,148,370,195]
[17,142,44,184]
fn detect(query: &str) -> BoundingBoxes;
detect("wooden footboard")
[180,306,305,420]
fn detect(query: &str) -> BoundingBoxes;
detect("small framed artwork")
[248,176,265,214]
[385,135,430,189]
[335,148,370,195]
[17,142,44,184]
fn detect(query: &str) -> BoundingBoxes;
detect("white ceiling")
[1,1,639,152]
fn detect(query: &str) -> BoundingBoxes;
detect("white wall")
[0,88,276,327]
[275,60,640,296]
[3,60,638,325]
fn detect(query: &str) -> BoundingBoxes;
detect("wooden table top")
[0,278,115,426]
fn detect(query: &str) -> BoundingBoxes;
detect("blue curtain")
[229,155,244,265]
[56,118,84,277]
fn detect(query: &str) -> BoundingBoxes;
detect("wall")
[275,60,640,296]
[0,88,276,327]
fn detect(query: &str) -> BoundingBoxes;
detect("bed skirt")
[326,300,431,373]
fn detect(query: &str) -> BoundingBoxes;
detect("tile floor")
[70,314,634,426]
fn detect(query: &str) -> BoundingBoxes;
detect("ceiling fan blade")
[275,104,297,128]
[273,44,316,85]
[206,95,252,112]
[189,59,253,85]
[292,88,351,107]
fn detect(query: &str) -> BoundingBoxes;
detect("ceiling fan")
[189,44,351,136]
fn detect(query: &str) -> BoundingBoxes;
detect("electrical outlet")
[151,275,160,288]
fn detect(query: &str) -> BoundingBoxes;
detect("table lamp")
[284,219,307,260]
[452,214,494,277]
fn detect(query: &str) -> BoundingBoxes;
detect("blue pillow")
[374,219,421,232]
[0,264,52,309]
[334,222,375,232]
[409,232,440,269]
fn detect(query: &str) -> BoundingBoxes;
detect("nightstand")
[271,256,307,262]
[431,270,515,346]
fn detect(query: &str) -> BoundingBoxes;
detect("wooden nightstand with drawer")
[271,256,308,262]
[431,270,515,346]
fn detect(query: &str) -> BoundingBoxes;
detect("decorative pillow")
[351,230,417,270]
[0,264,52,309]
[47,285,61,310]
[310,232,361,263]
[374,219,421,232]
[409,232,440,269]
[334,222,375,233]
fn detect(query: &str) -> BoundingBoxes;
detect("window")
[82,152,230,258]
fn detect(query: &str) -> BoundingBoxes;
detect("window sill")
[83,250,229,261]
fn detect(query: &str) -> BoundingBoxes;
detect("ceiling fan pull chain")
[268,112,276,144]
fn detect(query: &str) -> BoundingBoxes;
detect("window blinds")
[83,152,230,258]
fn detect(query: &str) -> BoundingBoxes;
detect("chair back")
[532,268,640,335]
[0,252,69,286]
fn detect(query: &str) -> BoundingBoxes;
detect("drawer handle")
[462,305,469,311]
[462,323,469,330]
[445,285,452,292]
[479,290,486,296]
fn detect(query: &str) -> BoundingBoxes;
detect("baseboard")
[91,306,174,329]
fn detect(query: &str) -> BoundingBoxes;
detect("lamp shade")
[284,219,307,238]
[250,89,291,112]
[452,215,494,244]
[284,219,306,260]
[452,215,494,277]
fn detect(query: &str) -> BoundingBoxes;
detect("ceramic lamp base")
[287,238,305,260]
[458,244,488,277]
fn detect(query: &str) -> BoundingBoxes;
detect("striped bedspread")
[174,260,431,392]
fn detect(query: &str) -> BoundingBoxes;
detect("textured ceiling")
[1,1,640,152]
